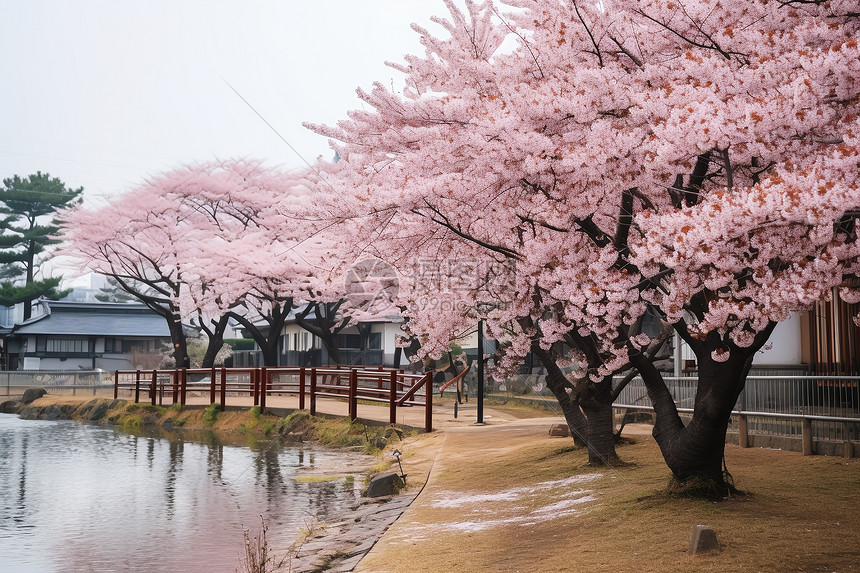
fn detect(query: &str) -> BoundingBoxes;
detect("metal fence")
[0,370,115,397]
[484,371,860,451]
[612,374,860,443]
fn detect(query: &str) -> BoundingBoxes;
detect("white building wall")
[753,314,803,366]
[376,322,406,366]
[677,313,804,370]
[36,358,92,370]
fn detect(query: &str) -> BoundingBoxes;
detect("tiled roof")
[12,301,169,337]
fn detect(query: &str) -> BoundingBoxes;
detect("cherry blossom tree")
[153,160,322,367]
[58,185,197,367]
[58,161,313,367]
[308,0,859,488]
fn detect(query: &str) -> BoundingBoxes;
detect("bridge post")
[349,369,358,421]
[299,367,306,410]
[172,370,179,405]
[150,370,157,406]
[209,367,216,404]
[310,369,317,415]
[180,368,188,406]
[220,367,227,411]
[389,370,398,425]
[260,367,268,413]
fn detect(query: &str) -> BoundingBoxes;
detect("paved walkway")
[150,389,521,433]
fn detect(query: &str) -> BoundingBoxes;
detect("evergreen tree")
[94,276,142,303]
[0,172,83,319]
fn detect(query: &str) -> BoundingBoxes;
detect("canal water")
[0,414,375,572]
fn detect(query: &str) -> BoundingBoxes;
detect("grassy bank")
[17,395,412,455]
[357,421,860,573]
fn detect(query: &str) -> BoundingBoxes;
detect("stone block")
[549,424,571,437]
[689,525,719,554]
[22,388,47,404]
[0,400,21,414]
[363,472,404,498]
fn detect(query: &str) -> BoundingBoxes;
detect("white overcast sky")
[0,0,462,204]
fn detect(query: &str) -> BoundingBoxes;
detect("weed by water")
[202,403,220,425]
[250,405,261,420]
[122,415,144,433]
[237,516,286,573]
[260,420,276,436]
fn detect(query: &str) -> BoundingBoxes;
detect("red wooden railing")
[114,366,434,432]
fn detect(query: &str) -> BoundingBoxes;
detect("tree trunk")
[322,338,343,366]
[632,340,753,493]
[534,353,585,438]
[201,316,231,369]
[259,336,281,367]
[580,390,619,465]
[168,318,189,369]
[530,345,621,461]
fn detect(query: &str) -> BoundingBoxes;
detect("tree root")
[666,475,746,500]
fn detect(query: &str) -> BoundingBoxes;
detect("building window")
[45,338,89,353]
[368,332,382,350]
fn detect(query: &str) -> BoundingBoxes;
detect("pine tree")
[0,172,83,319]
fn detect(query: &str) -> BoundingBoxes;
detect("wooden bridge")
[114,366,434,432]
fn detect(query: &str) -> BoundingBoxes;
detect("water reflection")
[0,414,374,573]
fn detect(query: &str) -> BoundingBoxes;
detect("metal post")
[802,417,813,455]
[476,320,485,425]
[738,414,749,448]
[425,372,433,433]
[113,370,119,400]
[134,370,141,403]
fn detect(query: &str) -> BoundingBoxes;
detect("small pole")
[802,417,814,455]
[738,414,749,448]
[476,319,485,425]
[425,372,433,432]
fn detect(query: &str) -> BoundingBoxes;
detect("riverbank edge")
[3,394,429,573]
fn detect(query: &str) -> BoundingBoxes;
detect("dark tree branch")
[572,0,604,66]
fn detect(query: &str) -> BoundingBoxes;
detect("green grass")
[202,403,220,425]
